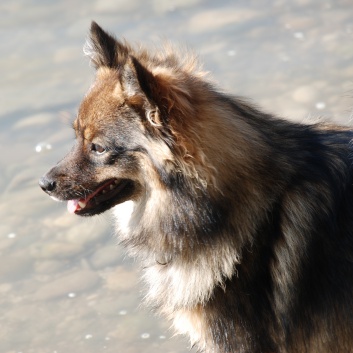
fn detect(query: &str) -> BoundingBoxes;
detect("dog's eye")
[91,143,106,155]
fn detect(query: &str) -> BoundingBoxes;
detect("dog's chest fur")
[113,200,239,350]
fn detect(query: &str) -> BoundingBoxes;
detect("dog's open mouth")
[67,179,133,216]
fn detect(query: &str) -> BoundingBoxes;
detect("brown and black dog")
[40,22,353,353]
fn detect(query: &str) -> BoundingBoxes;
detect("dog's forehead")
[75,69,125,140]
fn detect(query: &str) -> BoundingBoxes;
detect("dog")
[39,21,353,353]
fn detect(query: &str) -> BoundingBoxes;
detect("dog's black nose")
[39,176,56,193]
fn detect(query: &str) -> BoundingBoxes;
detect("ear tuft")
[84,21,128,69]
[146,109,162,127]
[120,56,156,99]
[120,57,166,126]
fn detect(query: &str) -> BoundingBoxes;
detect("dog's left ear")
[84,22,166,124]
[84,21,129,69]
[85,23,159,99]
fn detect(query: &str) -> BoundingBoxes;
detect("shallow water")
[1,0,353,352]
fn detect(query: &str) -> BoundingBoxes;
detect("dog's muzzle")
[39,175,56,194]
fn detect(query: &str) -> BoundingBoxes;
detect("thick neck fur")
[114,86,353,352]
[89,38,353,351]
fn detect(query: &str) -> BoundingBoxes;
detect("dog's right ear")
[84,21,128,69]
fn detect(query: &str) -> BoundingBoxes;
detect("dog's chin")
[71,179,136,217]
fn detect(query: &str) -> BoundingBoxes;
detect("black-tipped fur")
[41,22,353,353]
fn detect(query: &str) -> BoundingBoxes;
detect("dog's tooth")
[102,189,107,194]
[110,184,114,190]
[114,180,119,185]
[78,201,87,209]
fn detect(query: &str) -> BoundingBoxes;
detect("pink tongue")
[67,200,80,214]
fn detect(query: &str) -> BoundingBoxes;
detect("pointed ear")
[121,57,165,126]
[121,56,156,98]
[84,21,128,69]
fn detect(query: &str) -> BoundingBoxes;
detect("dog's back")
[141,102,353,353]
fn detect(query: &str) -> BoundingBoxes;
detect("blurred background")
[1,0,353,352]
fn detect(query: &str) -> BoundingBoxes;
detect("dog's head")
[39,22,208,216]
